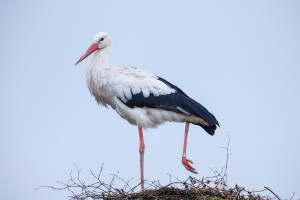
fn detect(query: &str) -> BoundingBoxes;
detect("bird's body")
[86,48,218,132]
[75,32,219,191]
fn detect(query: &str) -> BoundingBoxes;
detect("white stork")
[75,32,219,191]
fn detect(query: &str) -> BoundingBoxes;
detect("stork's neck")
[89,45,112,68]
[86,45,112,94]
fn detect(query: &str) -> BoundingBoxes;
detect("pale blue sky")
[1,1,300,199]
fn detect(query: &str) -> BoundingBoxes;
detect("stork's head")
[75,32,112,65]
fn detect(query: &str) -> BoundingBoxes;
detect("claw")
[182,157,198,174]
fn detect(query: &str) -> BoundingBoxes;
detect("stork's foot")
[182,157,198,174]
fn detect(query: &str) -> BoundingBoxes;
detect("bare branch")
[289,192,295,200]
[264,186,281,200]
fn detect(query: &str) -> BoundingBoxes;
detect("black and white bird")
[75,32,219,191]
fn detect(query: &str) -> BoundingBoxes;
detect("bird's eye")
[100,38,104,42]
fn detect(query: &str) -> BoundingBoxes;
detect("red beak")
[74,43,99,66]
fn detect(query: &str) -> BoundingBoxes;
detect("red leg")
[138,127,145,191]
[182,122,198,174]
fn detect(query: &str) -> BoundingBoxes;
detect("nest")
[38,135,282,200]
[38,165,277,200]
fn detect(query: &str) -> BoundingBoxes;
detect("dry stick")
[114,174,134,192]
[167,173,172,188]
[264,186,281,200]
[217,133,231,187]
[90,169,111,192]
[162,181,184,189]
[289,192,295,200]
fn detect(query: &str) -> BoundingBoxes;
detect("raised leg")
[138,127,145,191]
[182,122,198,174]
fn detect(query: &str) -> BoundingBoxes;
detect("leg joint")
[139,143,145,152]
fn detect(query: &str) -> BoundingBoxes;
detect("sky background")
[1,0,300,199]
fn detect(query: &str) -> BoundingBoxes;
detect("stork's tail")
[198,124,217,136]
[156,77,219,135]
[188,98,220,136]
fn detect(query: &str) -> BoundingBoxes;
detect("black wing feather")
[119,77,219,135]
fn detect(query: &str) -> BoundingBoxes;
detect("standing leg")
[138,127,145,191]
[182,122,198,174]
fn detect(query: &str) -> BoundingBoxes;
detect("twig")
[264,186,281,200]
[217,133,231,186]
[289,192,295,200]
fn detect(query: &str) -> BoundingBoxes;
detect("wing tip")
[195,123,218,136]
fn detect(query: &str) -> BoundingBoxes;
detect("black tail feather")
[158,77,220,135]
[188,98,220,127]
[196,123,217,136]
